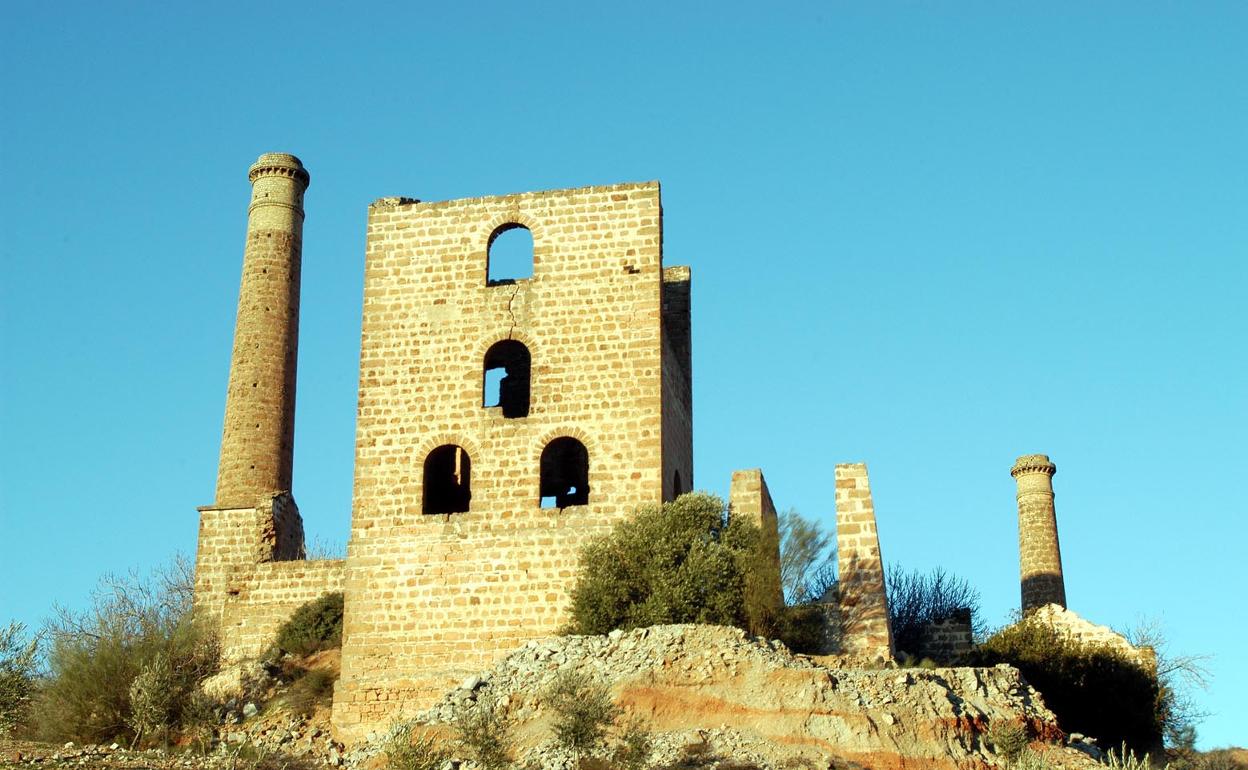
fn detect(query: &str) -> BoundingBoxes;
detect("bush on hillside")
[973,615,1163,755]
[772,603,832,656]
[383,722,451,770]
[25,555,219,745]
[0,621,39,737]
[284,667,337,717]
[566,493,777,637]
[274,592,344,656]
[454,694,516,770]
[779,509,836,605]
[887,565,984,663]
[547,670,620,762]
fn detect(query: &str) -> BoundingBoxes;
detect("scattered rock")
[347,624,1076,770]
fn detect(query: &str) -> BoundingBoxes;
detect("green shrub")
[610,716,653,770]
[454,694,515,770]
[778,509,836,605]
[973,616,1163,755]
[1104,743,1163,770]
[0,621,39,737]
[383,721,451,770]
[127,652,174,747]
[285,668,337,717]
[25,556,219,746]
[1010,749,1056,770]
[886,565,983,663]
[985,721,1029,764]
[179,690,217,756]
[567,492,773,636]
[1189,750,1248,770]
[548,670,620,763]
[773,603,830,655]
[274,592,344,656]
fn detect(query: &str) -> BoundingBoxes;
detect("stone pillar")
[1011,454,1066,614]
[729,469,783,610]
[214,153,309,506]
[834,463,894,659]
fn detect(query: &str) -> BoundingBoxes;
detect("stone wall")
[728,469,784,609]
[1030,603,1155,671]
[218,558,345,662]
[333,182,692,740]
[916,610,973,663]
[195,492,305,628]
[835,463,894,660]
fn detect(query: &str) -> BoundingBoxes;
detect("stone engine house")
[195,153,1122,743]
[194,153,786,740]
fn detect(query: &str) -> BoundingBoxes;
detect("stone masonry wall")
[1030,604,1156,672]
[334,182,690,740]
[835,463,894,660]
[728,469,783,607]
[917,610,973,663]
[219,558,345,662]
[195,492,304,628]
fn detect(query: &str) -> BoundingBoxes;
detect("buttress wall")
[334,182,691,739]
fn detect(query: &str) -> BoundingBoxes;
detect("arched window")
[423,444,471,514]
[483,340,530,418]
[540,437,589,508]
[487,224,533,285]
[672,469,683,497]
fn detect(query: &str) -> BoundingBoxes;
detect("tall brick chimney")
[1011,454,1066,614]
[214,153,309,506]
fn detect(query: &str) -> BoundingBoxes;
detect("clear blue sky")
[2,1,1244,749]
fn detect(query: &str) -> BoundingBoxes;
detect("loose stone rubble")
[3,626,1114,769]
[350,624,1090,770]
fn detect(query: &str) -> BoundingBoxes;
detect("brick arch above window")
[481,212,550,285]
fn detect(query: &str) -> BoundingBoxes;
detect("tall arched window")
[540,437,589,508]
[487,224,533,285]
[483,340,530,418]
[423,444,471,514]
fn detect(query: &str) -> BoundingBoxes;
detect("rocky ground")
[354,624,1104,770]
[0,624,1153,769]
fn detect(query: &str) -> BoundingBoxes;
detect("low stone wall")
[219,558,346,663]
[1031,603,1155,671]
[917,610,974,663]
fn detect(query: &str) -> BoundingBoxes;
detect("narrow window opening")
[673,469,683,497]
[482,339,530,418]
[540,437,589,508]
[487,224,533,285]
[423,444,472,514]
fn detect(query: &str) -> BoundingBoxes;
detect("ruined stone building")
[197,154,800,740]
[194,153,1127,743]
